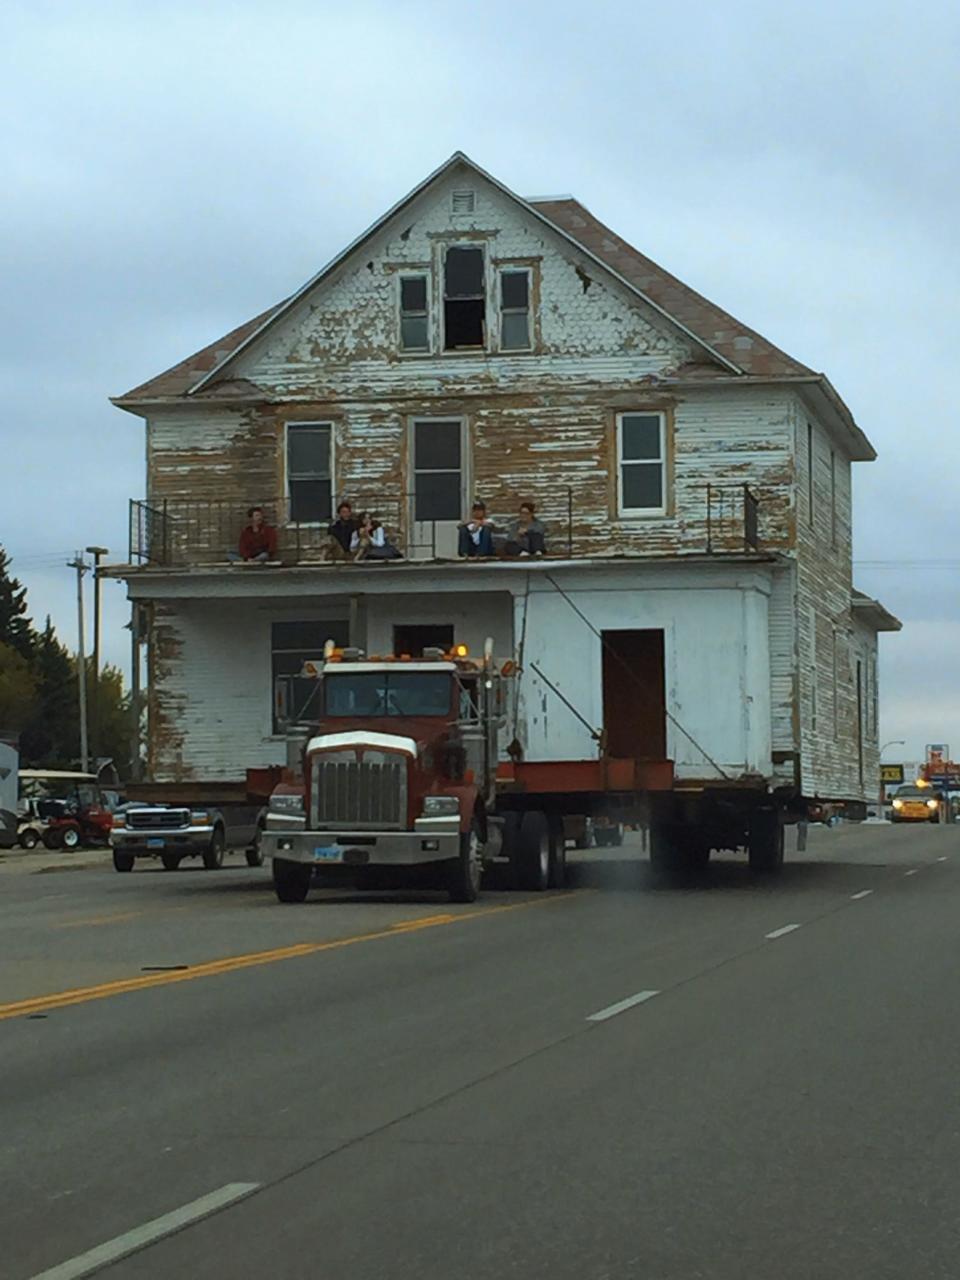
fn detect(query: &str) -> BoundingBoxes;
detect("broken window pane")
[621,463,663,511]
[414,420,461,471]
[401,315,428,350]
[401,276,427,312]
[620,414,662,461]
[500,271,529,309]
[501,311,530,350]
[444,246,484,298]
[444,299,484,349]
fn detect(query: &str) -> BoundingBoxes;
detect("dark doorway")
[601,629,666,759]
[393,624,454,658]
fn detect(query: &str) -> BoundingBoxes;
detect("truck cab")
[263,644,505,903]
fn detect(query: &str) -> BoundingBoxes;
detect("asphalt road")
[2,822,959,1279]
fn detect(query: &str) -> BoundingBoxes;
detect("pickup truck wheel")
[515,811,550,891]
[748,809,785,876]
[113,850,135,873]
[18,828,39,850]
[273,857,312,903]
[202,827,225,870]
[447,820,483,903]
[245,824,265,867]
[161,852,181,871]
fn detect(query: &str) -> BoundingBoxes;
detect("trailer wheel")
[515,811,550,891]
[246,823,265,867]
[748,809,784,876]
[273,857,312,903]
[161,853,181,872]
[447,819,483,903]
[202,826,225,871]
[547,813,567,889]
[113,850,135,873]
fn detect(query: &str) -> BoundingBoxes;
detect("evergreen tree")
[0,641,37,732]
[20,618,77,766]
[0,545,36,661]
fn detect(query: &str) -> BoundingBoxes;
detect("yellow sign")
[880,764,904,785]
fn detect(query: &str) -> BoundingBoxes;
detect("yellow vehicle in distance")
[890,783,941,824]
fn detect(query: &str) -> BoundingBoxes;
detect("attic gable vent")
[451,189,476,214]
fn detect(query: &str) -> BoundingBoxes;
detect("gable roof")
[111,152,872,459]
[529,198,813,379]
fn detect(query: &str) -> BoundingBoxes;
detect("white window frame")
[407,416,469,524]
[283,421,335,528]
[498,267,532,352]
[398,272,430,354]
[440,242,487,355]
[616,412,667,517]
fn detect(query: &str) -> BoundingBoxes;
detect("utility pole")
[68,554,90,773]
[85,545,109,762]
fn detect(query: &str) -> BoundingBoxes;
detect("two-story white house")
[109,152,898,851]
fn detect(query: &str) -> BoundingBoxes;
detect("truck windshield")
[324,672,453,718]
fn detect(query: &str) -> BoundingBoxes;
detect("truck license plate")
[147,838,165,849]
[313,845,342,862]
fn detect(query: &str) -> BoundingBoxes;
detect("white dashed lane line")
[587,990,660,1022]
[904,869,919,877]
[765,923,802,940]
[850,890,874,900]
[937,856,948,862]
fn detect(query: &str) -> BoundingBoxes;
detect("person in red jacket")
[228,506,278,563]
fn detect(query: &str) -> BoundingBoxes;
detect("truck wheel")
[548,813,567,889]
[246,824,265,867]
[748,809,785,876]
[202,827,225,871]
[18,828,39,850]
[161,852,181,872]
[447,820,483,903]
[574,818,594,850]
[273,857,312,903]
[515,811,550,891]
[113,850,135,873]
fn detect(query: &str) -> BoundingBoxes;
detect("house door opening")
[408,419,466,560]
[601,629,666,759]
[393,624,454,658]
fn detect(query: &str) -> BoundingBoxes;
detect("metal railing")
[705,484,761,554]
[129,490,577,567]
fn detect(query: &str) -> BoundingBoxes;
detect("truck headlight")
[422,795,460,817]
[113,814,127,828]
[269,793,305,815]
[190,812,210,826]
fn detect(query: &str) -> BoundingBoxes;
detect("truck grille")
[309,751,407,830]
[127,809,190,830]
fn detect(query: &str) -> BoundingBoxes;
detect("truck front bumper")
[262,822,460,868]
[110,827,214,855]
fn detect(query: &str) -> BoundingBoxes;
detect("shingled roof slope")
[531,198,814,379]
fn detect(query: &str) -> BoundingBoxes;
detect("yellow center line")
[0,892,585,1021]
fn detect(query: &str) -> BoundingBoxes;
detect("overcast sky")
[2,0,958,762]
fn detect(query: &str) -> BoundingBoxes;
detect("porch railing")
[706,484,761,554]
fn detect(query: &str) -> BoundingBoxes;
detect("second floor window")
[500,269,531,350]
[399,275,429,351]
[286,422,332,523]
[617,412,666,515]
[444,246,484,350]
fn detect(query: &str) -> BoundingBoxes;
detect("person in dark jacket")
[327,501,359,559]
[458,500,495,557]
[504,501,546,556]
[228,506,278,562]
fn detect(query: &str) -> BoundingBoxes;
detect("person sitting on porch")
[457,500,495,558]
[504,501,546,556]
[351,512,402,561]
[228,506,277,562]
[327,501,359,560]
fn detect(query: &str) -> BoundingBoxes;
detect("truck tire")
[548,813,567,889]
[161,852,181,872]
[515,811,550,892]
[18,828,39,850]
[573,818,594,850]
[273,857,312,903]
[246,824,265,868]
[447,819,483,903]
[748,809,784,876]
[113,849,135,873]
[202,827,225,871]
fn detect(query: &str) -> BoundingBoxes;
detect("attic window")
[443,246,484,350]
[451,189,475,214]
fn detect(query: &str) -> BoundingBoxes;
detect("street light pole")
[67,553,90,773]
[85,545,109,763]
[878,739,905,818]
